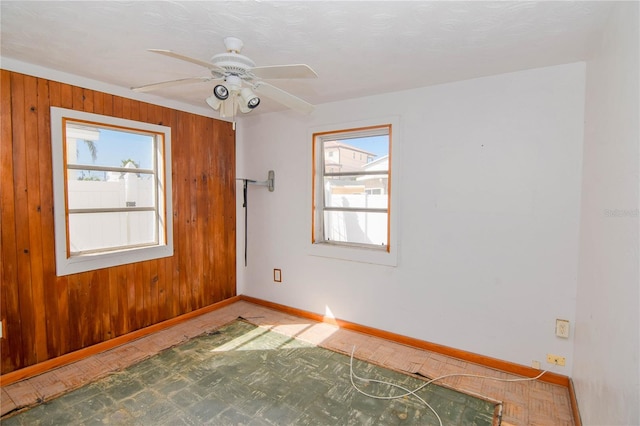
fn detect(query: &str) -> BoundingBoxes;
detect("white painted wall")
[237,62,585,373]
[573,2,640,425]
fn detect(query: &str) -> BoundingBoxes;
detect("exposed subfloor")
[0,300,574,425]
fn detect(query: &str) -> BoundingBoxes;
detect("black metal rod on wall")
[236,170,275,266]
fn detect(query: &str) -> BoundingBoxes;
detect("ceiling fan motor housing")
[210,53,256,79]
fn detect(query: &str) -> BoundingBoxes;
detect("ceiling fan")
[132,37,318,117]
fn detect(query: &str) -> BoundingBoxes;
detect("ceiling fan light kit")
[213,84,229,100]
[205,93,223,111]
[239,88,260,112]
[132,36,317,121]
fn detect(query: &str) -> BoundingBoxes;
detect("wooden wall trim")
[569,378,582,426]
[239,295,570,387]
[0,296,241,387]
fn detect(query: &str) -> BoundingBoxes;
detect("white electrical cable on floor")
[348,346,547,426]
[349,347,443,426]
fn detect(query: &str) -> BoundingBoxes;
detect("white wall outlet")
[532,360,541,369]
[273,269,282,282]
[555,319,570,338]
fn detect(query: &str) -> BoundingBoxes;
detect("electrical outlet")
[546,354,566,366]
[555,319,570,338]
[273,269,282,283]
[532,360,541,369]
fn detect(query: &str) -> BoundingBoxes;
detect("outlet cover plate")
[555,319,570,338]
[546,353,566,366]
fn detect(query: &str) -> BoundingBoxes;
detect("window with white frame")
[312,125,391,251]
[51,107,173,276]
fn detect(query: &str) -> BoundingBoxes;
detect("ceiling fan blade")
[148,49,227,74]
[253,82,315,114]
[131,77,213,93]
[250,64,318,80]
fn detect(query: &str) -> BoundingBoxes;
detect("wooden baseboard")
[0,296,241,387]
[239,295,570,387]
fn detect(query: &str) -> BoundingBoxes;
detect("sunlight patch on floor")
[211,320,340,352]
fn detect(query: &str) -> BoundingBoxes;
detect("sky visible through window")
[77,133,388,172]
[75,128,154,169]
[340,135,388,159]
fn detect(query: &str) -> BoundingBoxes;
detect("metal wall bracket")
[243,170,274,192]
[267,170,274,192]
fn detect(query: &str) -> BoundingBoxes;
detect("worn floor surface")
[2,320,496,425]
[1,300,574,425]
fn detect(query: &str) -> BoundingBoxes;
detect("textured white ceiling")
[1,1,612,115]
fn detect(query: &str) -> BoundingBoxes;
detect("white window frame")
[309,117,399,266]
[51,107,173,276]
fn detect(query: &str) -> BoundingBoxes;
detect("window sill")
[56,244,174,276]
[308,241,397,267]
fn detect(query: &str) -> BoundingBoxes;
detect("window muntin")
[313,125,391,250]
[51,107,173,276]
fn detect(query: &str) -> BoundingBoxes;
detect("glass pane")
[68,211,158,253]
[323,210,388,246]
[323,176,388,209]
[67,171,156,209]
[65,122,155,169]
[323,134,388,174]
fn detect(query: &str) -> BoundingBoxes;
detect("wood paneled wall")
[0,70,236,374]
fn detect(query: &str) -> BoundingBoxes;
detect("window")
[313,124,391,251]
[51,107,173,276]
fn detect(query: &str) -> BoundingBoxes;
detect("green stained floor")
[3,320,496,425]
